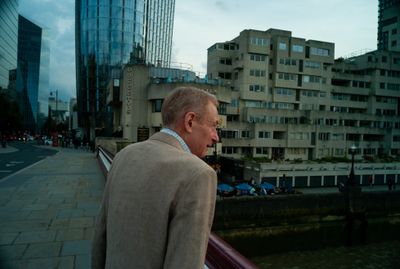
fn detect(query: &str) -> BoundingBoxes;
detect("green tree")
[0,91,22,133]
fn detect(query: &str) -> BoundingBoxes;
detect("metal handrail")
[96,145,259,269]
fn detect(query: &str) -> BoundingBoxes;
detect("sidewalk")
[0,147,105,269]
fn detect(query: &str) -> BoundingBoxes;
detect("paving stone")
[23,203,49,211]
[61,240,91,256]
[83,228,95,240]
[75,254,90,269]
[28,210,57,221]
[0,220,48,233]
[68,217,94,228]
[15,230,56,244]
[0,244,27,260]
[58,256,75,269]
[23,242,62,258]
[0,232,18,245]
[49,219,70,229]
[56,229,85,241]
[18,257,59,269]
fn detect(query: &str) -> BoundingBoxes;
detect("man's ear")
[184,112,196,133]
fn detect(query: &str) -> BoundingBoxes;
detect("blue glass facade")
[17,15,49,132]
[0,0,19,90]
[76,0,175,137]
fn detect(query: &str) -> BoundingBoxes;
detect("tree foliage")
[0,91,22,133]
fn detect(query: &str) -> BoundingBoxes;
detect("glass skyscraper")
[0,0,19,90]
[378,0,400,51]
[17,15,49,132]
[75,0,175,139]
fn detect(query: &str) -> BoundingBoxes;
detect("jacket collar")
[149,131,187,152]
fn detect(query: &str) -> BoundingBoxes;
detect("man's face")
[188,102,220,158]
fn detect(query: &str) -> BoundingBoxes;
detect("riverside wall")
[212,191,400,256]
[213,191,400,229]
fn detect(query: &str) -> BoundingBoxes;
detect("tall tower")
[17,15,49,132]
[0,0,19,90]
[377,0,400,51]
[75,0,175,139]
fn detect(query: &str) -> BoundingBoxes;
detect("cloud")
[19,0,76,100]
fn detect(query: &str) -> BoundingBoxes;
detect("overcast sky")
[19,0,378,101]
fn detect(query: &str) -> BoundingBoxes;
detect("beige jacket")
[92,132,217,269]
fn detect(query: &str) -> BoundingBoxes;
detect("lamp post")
[348,144,356,186]
[345,144,366,246]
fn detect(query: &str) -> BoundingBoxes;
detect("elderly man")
[92,86,220,269]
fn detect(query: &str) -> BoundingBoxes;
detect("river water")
[218,216,400,269]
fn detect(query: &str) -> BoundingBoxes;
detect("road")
[0,141,58,180]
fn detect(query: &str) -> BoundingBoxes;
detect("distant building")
[69,98,78,131]
[75,0,176,140]
[207,28,400,162]
[48,95,69,124]
[378,0,400,51]
[17,15,49,133]
[0,0,19,90]
[108,64,229,156]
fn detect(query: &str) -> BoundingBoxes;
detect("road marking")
[9,161,24,164]
[0,159,46,183]
[5,164,16,167]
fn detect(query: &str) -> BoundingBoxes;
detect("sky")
[19,0,378,101]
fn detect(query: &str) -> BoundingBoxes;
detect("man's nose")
[212,130,219,143]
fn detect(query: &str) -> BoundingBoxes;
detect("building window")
[310,47,329,56]
[318,133,330,141]
[304,61,321,69]
[219,58,232,65]
[335,149,344,155]
[222,147,238,154]
[242,130,250,138]
[153,99,163,112]
[250,54,266,61]
[249,84,265,92]
[278,72,297,81]
[276,88,294,96]
[250,37,268,46]
[258,131,270,138]
[221,130,239,139]
[230,98,239,107]
[218,72,232,79]
[292,44,304,53]
[250,69,266,77]
[256,147,268,155]
[382,56,387,62]
[279,42,287,50]
[303,75,320,83]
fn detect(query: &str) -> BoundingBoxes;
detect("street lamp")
[348,144,357,186]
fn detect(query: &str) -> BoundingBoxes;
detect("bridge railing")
[96,145,259,269]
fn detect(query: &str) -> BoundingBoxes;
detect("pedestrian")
[92,87,220,269]
[368,175,373,188]
[387,177,393,191]
[281,174,287,193]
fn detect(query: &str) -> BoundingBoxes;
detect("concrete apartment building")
[207,28,400,163]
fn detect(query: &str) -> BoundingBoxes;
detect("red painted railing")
[96,146,259,269]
